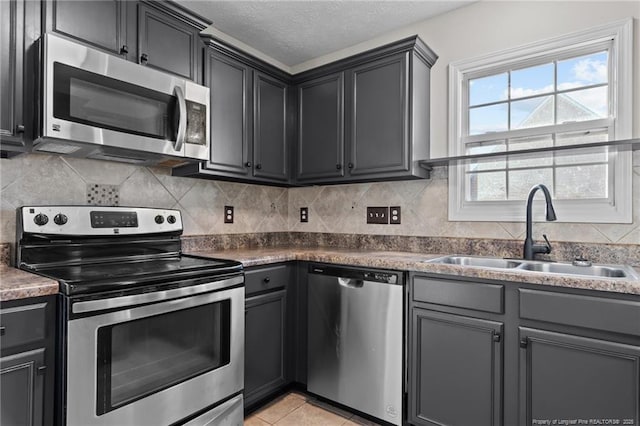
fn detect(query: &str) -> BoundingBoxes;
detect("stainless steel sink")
[428,255,522,269]
[426,255,639,280]
[515,261,640,279]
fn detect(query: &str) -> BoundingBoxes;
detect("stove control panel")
[20,206,183,235]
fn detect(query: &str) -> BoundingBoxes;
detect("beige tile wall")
[1,152,638,245]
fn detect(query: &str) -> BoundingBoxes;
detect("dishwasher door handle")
[338,277,364,288]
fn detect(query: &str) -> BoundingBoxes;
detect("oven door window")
[53,62,178,140]
[95,301,230,415]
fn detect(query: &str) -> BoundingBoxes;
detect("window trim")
[448,18,633,223]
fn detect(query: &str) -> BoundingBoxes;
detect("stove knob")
[154,215,164,224]
[167,215,176,224]
[34,213,49,226]
[54,213,68,226]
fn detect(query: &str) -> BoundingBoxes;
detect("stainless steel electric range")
[16,206,244,426]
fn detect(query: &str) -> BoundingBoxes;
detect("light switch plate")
[367,207,389,224]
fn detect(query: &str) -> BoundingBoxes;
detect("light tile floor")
[244,392,381,426]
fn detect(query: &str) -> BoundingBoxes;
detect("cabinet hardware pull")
[120,45,129,55]
[256,164,262,170]
[245,162,252,167]
[492,332,501,342]
[519,338,528,348]
[263,277,270,284]
[336,164,342,170]
[16,125,25,134]
[140,53,149,64]
[0,326,5,335]
[348,163,354,169]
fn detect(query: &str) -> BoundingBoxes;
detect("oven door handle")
[72,275,243,314]
[174,85,187,153]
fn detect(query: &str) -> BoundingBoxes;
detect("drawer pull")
[263,277,271,284]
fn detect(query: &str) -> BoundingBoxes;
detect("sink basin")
[426,255,639,280]
[515,261,640,279]
[428,255,522,269]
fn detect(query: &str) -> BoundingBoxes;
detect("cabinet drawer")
[245,265,289,296]
[520,288,640,336]
[0,302,47,350]
[413,276,504,314]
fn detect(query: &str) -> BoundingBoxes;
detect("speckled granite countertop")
[190,247,640,296]
[1,266,58,301]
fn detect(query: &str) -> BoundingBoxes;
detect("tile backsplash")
[1,153,638,246]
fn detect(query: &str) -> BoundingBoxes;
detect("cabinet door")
[296,73,345,182]
[0,348,46,426]
[204,50,252,176]
[136,2,201,81]
[519,327,640,426]
[410,309,503,426]
[45,0,126,57]
[347,52,410,177]
[253,72,289,182]
[0,0,24,143]
[245,290,287,406]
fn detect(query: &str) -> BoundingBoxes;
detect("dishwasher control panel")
[309,264,400,284]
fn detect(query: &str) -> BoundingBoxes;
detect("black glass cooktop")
[31,255,242,295]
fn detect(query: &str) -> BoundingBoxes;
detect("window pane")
[508,168,553,200]
[508,135,554,169]
[511,95,554,129]
[469,103,508,135]
[466,172,506,201]
[558,51,608,90]
[510,63,554,99]
[555,129,608,165]
[469,73,508,106]
[557,86,608,123]
[555,164,608,199]
[466,141,506,171]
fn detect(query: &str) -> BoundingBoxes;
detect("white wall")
[291,1,640,158]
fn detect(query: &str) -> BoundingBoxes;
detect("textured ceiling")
[176,1,473,67]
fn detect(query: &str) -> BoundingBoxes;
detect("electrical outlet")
[224,206,234,224]
[390,206,401,224]
[300,207,309,223]
[367,207,389,224]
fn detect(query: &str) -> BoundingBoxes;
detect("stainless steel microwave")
[34,33,210,166]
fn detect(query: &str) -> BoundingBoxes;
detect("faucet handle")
[542,234,552,254]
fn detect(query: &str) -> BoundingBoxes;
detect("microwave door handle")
[174,86,187,152]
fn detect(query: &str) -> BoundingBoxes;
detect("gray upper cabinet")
[44,1,208,82]
[519,327,640,425]
[135,2,204,82]
[253,72,289,182]
[294,36,437,184]
[1,0,39,155]
[296,73,345,182]
[205,50,252,176]
[44,0,126,57]
[174,36,292,185]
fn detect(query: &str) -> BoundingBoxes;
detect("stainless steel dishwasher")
[307,264,405,426]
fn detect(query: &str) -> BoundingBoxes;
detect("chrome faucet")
[523,184,557,260]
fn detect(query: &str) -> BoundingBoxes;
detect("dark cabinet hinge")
[519,338,529,348]
[492,331,501,342]
[0,326,5,336]
[37,366,47,375]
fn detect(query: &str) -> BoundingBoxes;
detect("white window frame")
[448,18,633,223]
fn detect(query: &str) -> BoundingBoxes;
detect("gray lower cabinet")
[410,309,503,426]
[244,264,292,410]
[0,296,55,426]
[519,327,640,426]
